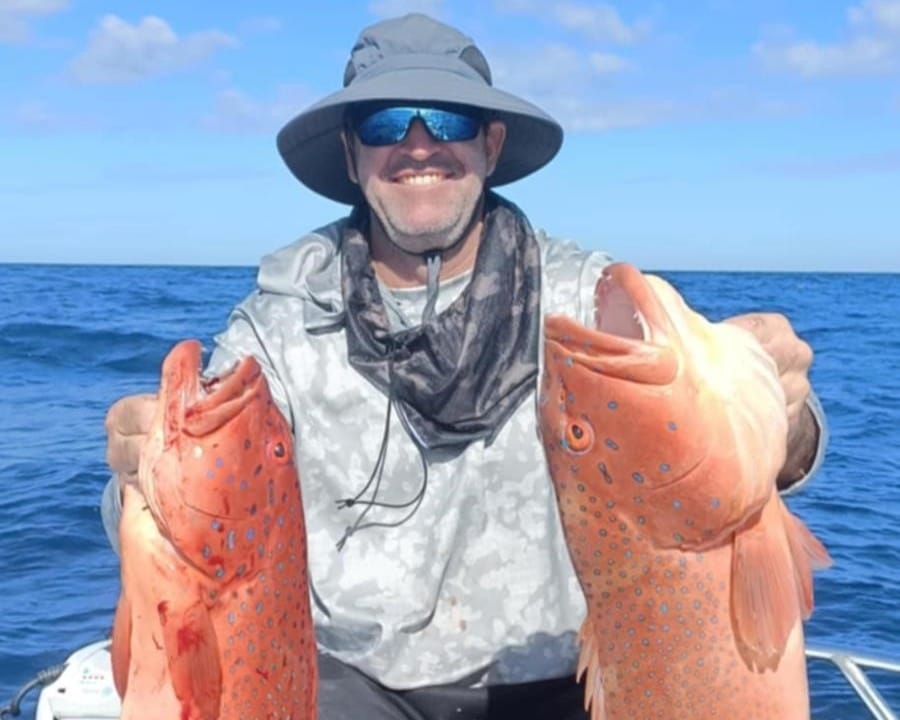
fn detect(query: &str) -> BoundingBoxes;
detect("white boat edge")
[9,641,899,720]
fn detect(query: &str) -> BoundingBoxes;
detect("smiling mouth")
[394,172,450,186]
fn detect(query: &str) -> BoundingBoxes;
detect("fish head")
[540,262,786,548]
[140,340,296,546]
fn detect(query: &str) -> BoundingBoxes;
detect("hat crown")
[343,13,492,88]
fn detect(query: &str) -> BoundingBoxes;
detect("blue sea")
[1,263,899,719]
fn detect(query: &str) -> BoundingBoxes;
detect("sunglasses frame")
[348,103,486,147]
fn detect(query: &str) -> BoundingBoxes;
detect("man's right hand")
[105,393,157,487]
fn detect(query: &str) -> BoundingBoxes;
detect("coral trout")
[539,263,830,719]
[111,340,317,720]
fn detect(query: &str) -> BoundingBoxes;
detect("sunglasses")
[351,105,483,147]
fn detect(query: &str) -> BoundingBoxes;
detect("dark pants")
[318,653,590,720]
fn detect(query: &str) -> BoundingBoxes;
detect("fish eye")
[564,420,594,454]
[267,439,291,463]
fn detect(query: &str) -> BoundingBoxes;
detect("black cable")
[335,348,430,551]
[1,663,66,718]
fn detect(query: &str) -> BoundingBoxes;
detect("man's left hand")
[725,312,818,488]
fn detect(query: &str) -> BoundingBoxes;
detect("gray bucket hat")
[276,13,563,205]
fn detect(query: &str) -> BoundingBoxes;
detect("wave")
[0,322,177,375]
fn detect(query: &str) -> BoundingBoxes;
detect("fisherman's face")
[342,105,506,255]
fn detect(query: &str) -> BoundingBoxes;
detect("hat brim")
[276,67,563,205]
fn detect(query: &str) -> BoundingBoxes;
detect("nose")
[399,118,440,152]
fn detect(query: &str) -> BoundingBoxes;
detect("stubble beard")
[368,185,484,255]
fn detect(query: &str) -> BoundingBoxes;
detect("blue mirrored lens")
[354,107,481,146]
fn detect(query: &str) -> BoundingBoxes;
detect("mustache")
[386,153,462,177]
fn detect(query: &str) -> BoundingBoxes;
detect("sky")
[0,0,898,271]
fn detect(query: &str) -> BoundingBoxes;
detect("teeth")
[634,310,650,340]
[398,173,443,186]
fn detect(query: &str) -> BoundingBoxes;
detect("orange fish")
[111,340,317,720]
[539,263,831,720]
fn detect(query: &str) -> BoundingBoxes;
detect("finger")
[723,312,782,341]
[106,433,146,477]
[782,374,810,425]
[725,313,813,375]
[105,393,157,437]
[119,470,140,490]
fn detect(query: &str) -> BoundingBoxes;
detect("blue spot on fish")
[216,567,225,578]
[246,528,256,541]
[667,421,678,431]
[608,401,618,410]
[632,472,644,484]
[672,500,681,510]
[710,498,721,509]
[206,469,214,479]
[659,463,670,472]
[598,462,613,484]
[226,530,236,550]
[202,545,211,558]
[215,458,224,468]
[211,520,222,531]
[565,357,574,367]
[605,439,619,450]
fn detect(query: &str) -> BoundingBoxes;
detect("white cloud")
[495,1,646,44]
[551,3,641,44]
[68,15,237,84]
[754,0,900,76]
[10,100,57,129]
[368,0,445,19]
[5,99,101,132]
[0,0,67,44]
[202,85,313,134]
[554,97,675,131]
[490,43,660,132]
[239,16,283,34]
[589,51,629,74]
[761,150,900,177]
[849,0,900,33]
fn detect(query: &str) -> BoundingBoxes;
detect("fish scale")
[539,262,831,720]
[111,340,317,720]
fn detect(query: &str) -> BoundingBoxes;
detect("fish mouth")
[545,262,678,385]
[160,340,263,441]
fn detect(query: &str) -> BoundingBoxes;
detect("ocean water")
[1,263,899,719]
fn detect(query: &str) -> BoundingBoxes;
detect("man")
[103,13,826,720]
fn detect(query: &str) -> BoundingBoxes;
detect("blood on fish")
[110,340,317,719]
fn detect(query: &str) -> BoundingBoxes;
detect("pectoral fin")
[576,617,607,720]
[731,495,803,672]
[780,499,832,618]
[110,593,132,699]
[158,599,222,720]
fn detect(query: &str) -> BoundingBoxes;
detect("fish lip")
[545,314,678,386]
[156,341,263,441]
[159,339,203,436]
[544,262,680,385]
[181,356,263,437]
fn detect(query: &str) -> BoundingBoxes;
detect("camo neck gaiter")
[341,191,541,452]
